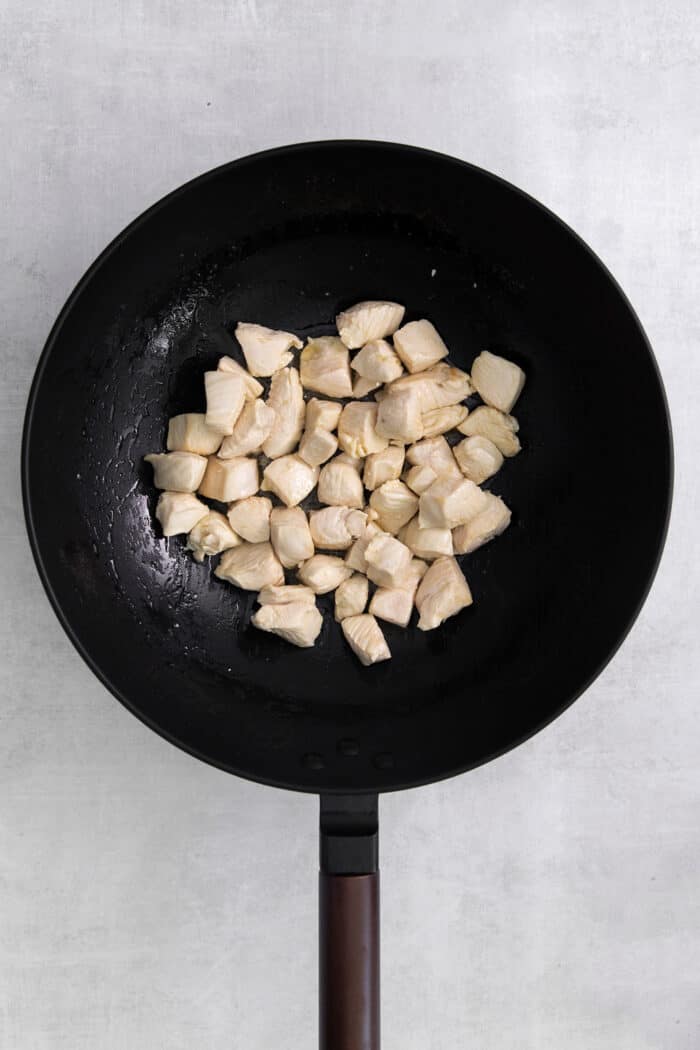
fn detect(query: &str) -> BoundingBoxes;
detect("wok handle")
[319,794,379,1050]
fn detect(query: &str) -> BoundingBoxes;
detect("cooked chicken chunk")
[145,451,207,492]
[406,435,461,480]
[420,404,468,438]
[369,480,419,534]
[198,456,259,502]
[298,427,339,467]
[375,386,424,443]
[258,584,316,605]
[334,573,369,621]
[419,476,488,530]
[251,601,323,648]
[344,522,382,573]
[471,350,525,413]
[306,398,343,432]
[309,506,367,550]
[204,371,246,435]
[270,506,315,568]
[452,493,512,554]
[385,363,473,412]
[300,337,353,398]
[415,556,473,631]
[166,413,223,455]
[186,511,240,562]
[215,542,284,590]
[364,533,412,588]
[369,558,427,627]
[338,401,389,458]
[353,375,382,398]
[227,496,272,543]
[262,367,305,458]
[393,319,448,374]
[403,463,438,495]
[458,406,521,457]
[453,434,504,484]
[261,455,319,507]
[317,457,365,509]
[155,492,209,537]
[350,339,404,383]
[336,300,405,349]
[234,322,302,377]
[218,399,276,459]
[341,614,391,666]
[217,356,264,399]
[298,555,353,594]
[399,515,454,560]
[363,445,405,491]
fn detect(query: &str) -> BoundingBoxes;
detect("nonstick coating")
[23,142,672,793]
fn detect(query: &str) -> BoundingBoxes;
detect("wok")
[22,141,672,1049]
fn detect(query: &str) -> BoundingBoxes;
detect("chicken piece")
[406,435,461,480]
[369,558,427,627]
[353,375,382,398]
[386,363,473,412]
[261,455,319,507]
[270,506,315,568]
[341,614,391,666]
[415,557,473,630]
[199,456,259,502]
[338,402,389,458]
[166,413,223,455]
[186,511,240,562]
[155,492,209,537]
[309,507,367,550]
[375,386,424,443]
[336,300,405,349]
[215,542,284,590]
[420,404,468,438]
[262,367,305,458]
[403,463,438,495]
[145,452,207,492]
[471,350,525,413]
[306,398,343,432]
[218,399,276,459]
[364,533,412,588]
[234,322,302,377]
[334,573,369,621]
[350,339,404,383]
[298,555,353,595]
[458,406,521,457]
[300,337,353,398]
[258,584,316,605]
[419,476,489,530]
[452,492,512,554]
[251,601,323,648]
[369,480,419,534]
[392,319,448,374]
[363,446,405,491]
[317,457,365,509]
[204,371,246,435]
[344,522,382,572]
[399,515,454,560]
[227,496,272,543]
[298,427,339,467]
[453,435,504,484]
[217,356,264,399]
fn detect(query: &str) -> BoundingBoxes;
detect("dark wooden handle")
[319,872,380,1050]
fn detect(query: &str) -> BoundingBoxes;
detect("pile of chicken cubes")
[144,300,525,666]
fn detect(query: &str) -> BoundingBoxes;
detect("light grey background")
[1,2,698,1047]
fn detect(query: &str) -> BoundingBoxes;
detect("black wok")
[22,141,672,1049]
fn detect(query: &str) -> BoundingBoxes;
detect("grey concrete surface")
[1,2,699,1047]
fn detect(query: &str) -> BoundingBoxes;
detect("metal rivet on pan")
[373,752,394,770]
[337,738,360,757]
[302,752,325,770]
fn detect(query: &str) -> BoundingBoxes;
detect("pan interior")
[23,143,671,792]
